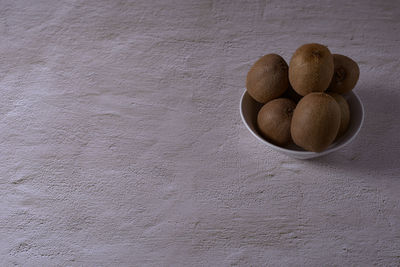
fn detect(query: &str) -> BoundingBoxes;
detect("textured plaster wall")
[0,0,399,266]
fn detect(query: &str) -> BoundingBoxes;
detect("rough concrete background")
[0,0,399,266]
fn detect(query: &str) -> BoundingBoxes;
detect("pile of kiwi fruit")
[246,43,359,152]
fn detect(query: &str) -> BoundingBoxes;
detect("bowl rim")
[239,89,365,157]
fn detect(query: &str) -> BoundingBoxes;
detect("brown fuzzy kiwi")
[328,54,360,94]
[289,43,334,96]
[328,92,350,137]
[246,54,289,103]
[291,92,341,152]
[257,98,296,146]
[282,84,302,103]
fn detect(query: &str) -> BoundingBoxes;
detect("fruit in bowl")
[242,43,363,156]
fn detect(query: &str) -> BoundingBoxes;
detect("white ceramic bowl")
[240,89,364,159]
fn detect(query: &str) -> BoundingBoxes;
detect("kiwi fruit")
[289,43,334,96]
[282,84,302,103]
[291,92,341,152]
[328,92,350,137]
[246,54,289,103]
[257,98,296,146]
[328,54,360,94]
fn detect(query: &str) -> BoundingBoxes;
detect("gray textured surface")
[0,0,399,266]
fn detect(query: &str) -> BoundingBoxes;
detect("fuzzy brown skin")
[246,54,289,103]
[289,43,334,96]
[328,92,350,137]
[291,93,341,152]
[328,54,360,94]
[257,98,296,146]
